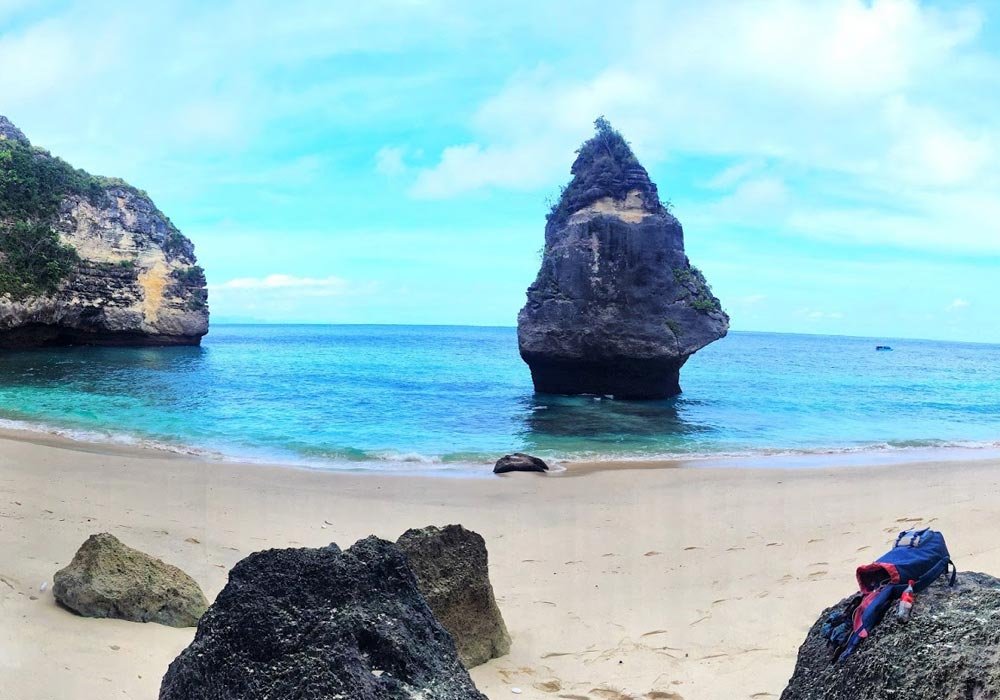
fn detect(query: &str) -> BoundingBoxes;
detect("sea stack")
[517,118,727,399]
[0,116,208,348]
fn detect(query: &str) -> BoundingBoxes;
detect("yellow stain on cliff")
[138,260,169,323]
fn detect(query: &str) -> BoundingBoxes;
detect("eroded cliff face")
[517,118,727,399]
[0,117,207,348]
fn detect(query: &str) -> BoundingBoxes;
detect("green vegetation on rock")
[0,138,105,298]
[0,139,105,221]
[0,221,80,299]
[548,116,665,225]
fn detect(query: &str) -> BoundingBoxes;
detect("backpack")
[832,528,956,661]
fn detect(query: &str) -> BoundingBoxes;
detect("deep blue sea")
[0,325,998,473]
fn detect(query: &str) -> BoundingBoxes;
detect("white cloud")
[802,309,845,320]
[947,298,971,310]
[375,146,407,176]
[217,274,351,292]
[408,0,1000,257]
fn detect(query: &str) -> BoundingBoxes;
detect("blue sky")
[3,0,1000,341]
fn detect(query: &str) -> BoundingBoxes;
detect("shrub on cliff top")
[547,116,664,225]
[0,139,106,221]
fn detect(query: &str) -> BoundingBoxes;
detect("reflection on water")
[517,393,714,456]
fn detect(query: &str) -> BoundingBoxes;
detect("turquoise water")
[0,325,998,472]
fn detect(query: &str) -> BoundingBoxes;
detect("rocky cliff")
[518,118,728,399]
[0,116,207,348]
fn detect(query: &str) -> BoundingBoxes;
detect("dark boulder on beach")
[53,533,207,627]
[517,117,728,399]
[494,452,549,474]
[781,571,1000,700]
[159,536,486,700]
[397,524,511,668]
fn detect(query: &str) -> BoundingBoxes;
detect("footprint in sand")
[808,562,828,566]
[766,542,783,547]
[646,551,664,556]
[642,629,669,637]
[807,538,823,544]
[856,546,871,552]
[808,571,828,579]
[646,693,684,700]
[589,689,635,700]
[533,679,562,693]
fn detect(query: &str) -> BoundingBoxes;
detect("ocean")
[0,325,998,473]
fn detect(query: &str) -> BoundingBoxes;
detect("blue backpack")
[826,528,956,661]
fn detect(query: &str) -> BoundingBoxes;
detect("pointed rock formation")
[0,116,207,348]
[518,118,728,399]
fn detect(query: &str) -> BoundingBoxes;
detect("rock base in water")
[522,355,684,399]
[159,537,486,700]
[53,533,207,627]
[782,572,1000,700]
[397,525,511,668]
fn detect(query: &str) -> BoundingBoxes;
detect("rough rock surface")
[160,536,486,700]
[494,452,549,474]
[518,118,728,398]
[397,525,511,668]
[53,533,208,627]
[0,115,28,144]
[782,572,1000,700]
[0,115,207,348]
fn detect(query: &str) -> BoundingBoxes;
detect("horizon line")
[206,323,1000,346]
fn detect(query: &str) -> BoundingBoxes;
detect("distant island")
[518,118,728,399]
[0,115,208,348]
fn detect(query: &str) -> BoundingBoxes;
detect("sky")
[2,0,1000,342]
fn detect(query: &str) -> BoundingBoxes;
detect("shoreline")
[4,431,1000,699]
[1,419,999,478]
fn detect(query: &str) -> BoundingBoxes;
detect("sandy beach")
[3,433,999,700]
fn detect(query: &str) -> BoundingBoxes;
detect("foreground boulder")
[397,525,511,668]
[494,452,549,474]
[518,117,728,399]
[160,537,486,700]
[53,533,207,627]
[782,572,1000,699]
[0,115,207,348]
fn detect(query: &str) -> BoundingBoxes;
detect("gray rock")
[781,572,1000,700]
[53,533,207,627]
[518,118,728,398]
[0,115,29,144]
[0,115,208,348]
[397,525,511,668]
[494,452,549,474]
[160,536,486,700]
